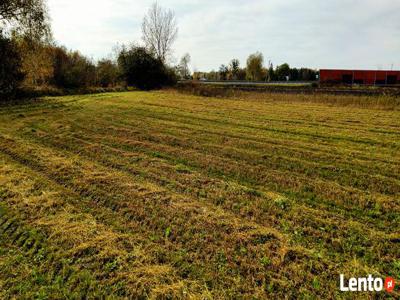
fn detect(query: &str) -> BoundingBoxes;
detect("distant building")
[320,69,400,85]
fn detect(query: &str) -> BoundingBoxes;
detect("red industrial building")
[320,69,400,85]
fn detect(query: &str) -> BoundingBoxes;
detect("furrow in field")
[123,105,400,148]
[141,101,400,136]
[0,202,109,298]
[18,124,399,230]
[64,109,400,178]
[0,152,217,299]
[80,124,400,195]
[63,130,399,213]
[11,129,398,274]
[95,106,400,164]
[0,136,334,298]
[16,99,399,174]
[33,130,400,252]
[23,111,400,196]
[1,91,399,298]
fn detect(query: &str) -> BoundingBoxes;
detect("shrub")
[164,66,178,86]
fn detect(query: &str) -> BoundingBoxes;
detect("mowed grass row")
[0,91,399,298]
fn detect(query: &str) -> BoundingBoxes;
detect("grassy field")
[0,90,399,299]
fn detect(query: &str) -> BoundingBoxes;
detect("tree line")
[1,1,318,100]
[1,1,185,99]
[194,52,318,82]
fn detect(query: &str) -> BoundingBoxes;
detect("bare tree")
[178,53,191,79]
[229,59,240,80]
[141,2,178,62]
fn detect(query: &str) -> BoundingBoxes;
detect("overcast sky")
[47,0,400,71]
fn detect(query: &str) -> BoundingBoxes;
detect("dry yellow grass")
[0,90,399,298]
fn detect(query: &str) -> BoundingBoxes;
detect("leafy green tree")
[0,33,24,98]
[0,0,51,98]
[289,68,299,81]
[275,63,290,81]
[0,0,51,40]
[118,45,175,90]
[96,59,119,87]
[51,47,96,88]
[299,68,317,81]
[14,36,53,86]
[246,52,264,81]
[66,52,96,88]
